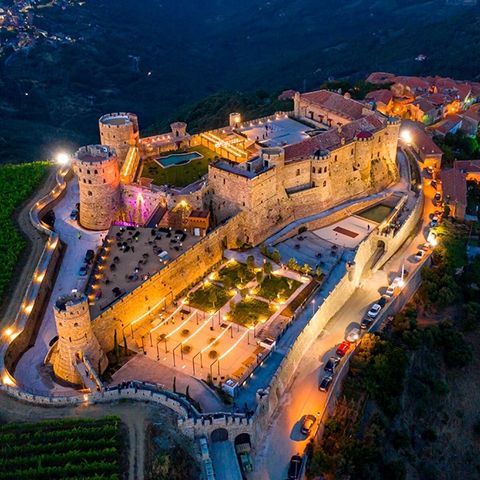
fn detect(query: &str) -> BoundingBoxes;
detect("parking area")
[89,225,200,315]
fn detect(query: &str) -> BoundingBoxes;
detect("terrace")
[89,225,201,316]
[119,258,310,386]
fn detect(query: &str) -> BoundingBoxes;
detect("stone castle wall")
[92,212,247,351]
[52,293,107,385]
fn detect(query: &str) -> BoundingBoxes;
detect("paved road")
[255,154,437,479]
[210,441,243,480]
[14,179,105,393]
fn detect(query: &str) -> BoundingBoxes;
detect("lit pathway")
[14,179,105,394]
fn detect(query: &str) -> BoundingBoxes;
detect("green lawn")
[141,145,218,187]
[230,298,275,328]
[0,416,123,480]
[256,275,302,302]
[217,261,255,288]
[186,283,233,312]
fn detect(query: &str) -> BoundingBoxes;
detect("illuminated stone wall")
[91,212,247,351]
[99,113,139,168]
[52,292,107,385]
[73,145,121,231]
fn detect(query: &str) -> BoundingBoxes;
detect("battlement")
[99,112,139,131]
[75,145,116,166]
[54,292,87,313]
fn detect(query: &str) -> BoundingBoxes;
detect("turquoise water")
[157,151,202,167]
[358,204,394,223]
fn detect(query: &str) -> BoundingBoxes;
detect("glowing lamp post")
[55,152,71,168]
[400,129,412,146]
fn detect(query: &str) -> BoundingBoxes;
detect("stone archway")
[211,428,229,443]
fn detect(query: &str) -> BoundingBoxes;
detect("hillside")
[0,0,480,163]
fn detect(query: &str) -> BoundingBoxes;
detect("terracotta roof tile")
[365,89,393,105]
[441,168,467,207]
[299,90,366,121]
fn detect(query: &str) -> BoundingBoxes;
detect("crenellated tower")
[73,145,120,231]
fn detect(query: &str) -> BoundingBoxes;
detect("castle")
[50,88,400,386]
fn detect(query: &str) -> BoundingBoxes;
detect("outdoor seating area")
[88,225,200,315]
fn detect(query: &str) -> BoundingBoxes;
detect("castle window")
[323,180,327,187]
[79,168,82,173]
[324,167,327,173]
[312,167,316,173]
[88,191,92,196]
[88,180,92,184]
[334,155,337,162]
[312,181,316,187]
[351,148,354,155]
[103,179,106,184]
[296,169,300,176]
[83,179,86,183]
[377,151,380,158]
[87,170,90,174]
[74,322,78,327]
[223,178,226,184]
[378,137,381,143]
[94,169,98,174]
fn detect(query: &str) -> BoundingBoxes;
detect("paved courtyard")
[238,116,313,147]
[90,225,200,315]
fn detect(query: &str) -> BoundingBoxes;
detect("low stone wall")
[1,168,71,381]
[179,413,253,440]
[92,212,247,351]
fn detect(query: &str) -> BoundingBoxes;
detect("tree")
[256,270,264,284]
[123,332,128,356]
[223,276,233,290]
[263,261,273,277]
[271,249,281,264]
[287,257,299,271]
[259,244,268,256]
[208,287,218,308]
[246,255,255,271]
[301,263,313,275]
[113,330,119,362]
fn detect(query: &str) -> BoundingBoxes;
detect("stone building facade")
[52,292,107,385]
[208,112,400,245]
[99,113,140,167]
[73,145,121,231]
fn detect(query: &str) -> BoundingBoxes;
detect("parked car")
[430,180,438,190]
[414,250,425,261]
[346,328,360,343]
[361,317,374,330]
[377,296,388,308]
[367,303,382,318]
[319,375,333,392]
[288,455,302,480]
[434,192,442,203]
[70,209,78,220]
[336,341,350,357]
[420,242,431,251]
[301,414,317,436]
[84,249,95,263]
[385,284,396,297]
[78,264,88,276]
[324,357,340,374]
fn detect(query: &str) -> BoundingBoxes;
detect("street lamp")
[55,152,71,167]
[311,299,316,315]
[400,129,412,145]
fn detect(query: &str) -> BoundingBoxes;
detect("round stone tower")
[170,121,188,138]
[52,292,107,386]
[73,145,120,231]
[99,113,139,167]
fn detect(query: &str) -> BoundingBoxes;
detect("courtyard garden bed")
[141,145,217,187]
[255,274,302,302]
[217,261,255,288]
[0,416,123,479]
[186,282,232,312]
[230,297,275,327]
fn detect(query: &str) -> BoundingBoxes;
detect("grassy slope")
[0,162,49,307]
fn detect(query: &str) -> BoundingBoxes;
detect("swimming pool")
[357,204,394,223]
[156,151,203,168]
